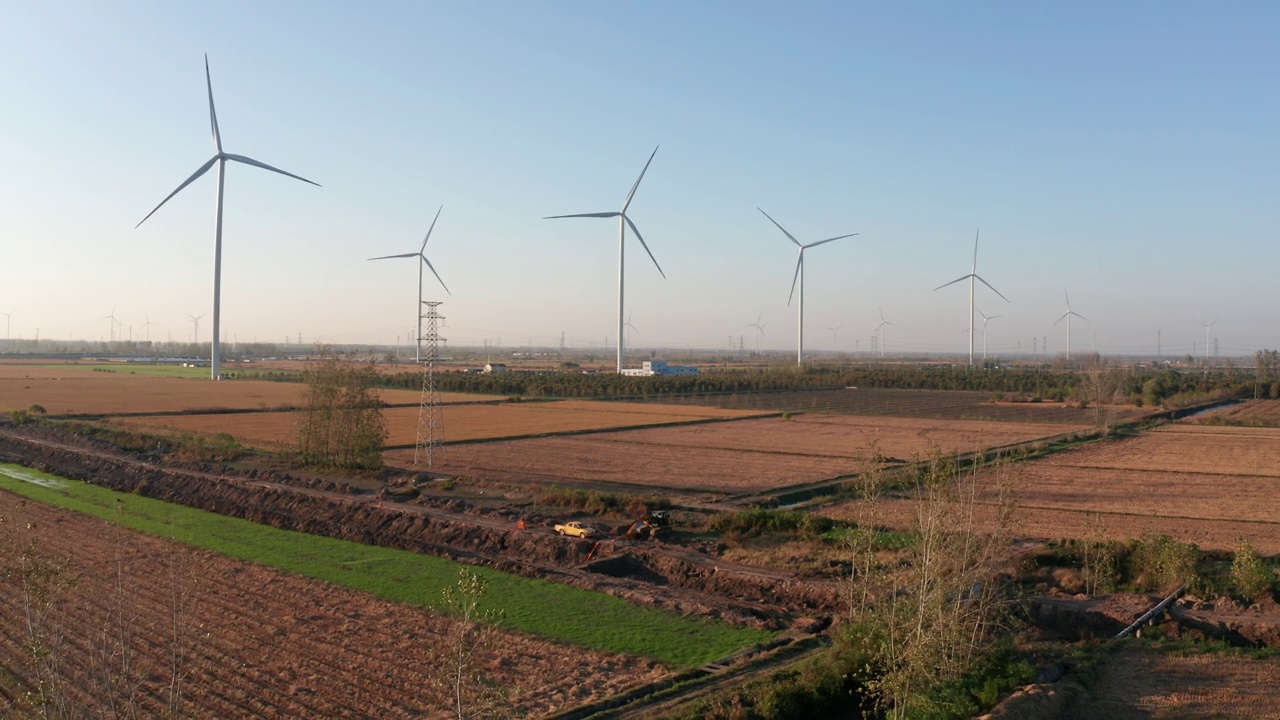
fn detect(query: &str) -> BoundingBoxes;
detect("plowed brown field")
[119,400,765,448]
[0,364,489,415]
[825,424,1280,553]
[0,489,663,718]
[419,415,1087,494]
[1187,398,1280,426]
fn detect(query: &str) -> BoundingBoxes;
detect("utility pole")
[415,301,445,467]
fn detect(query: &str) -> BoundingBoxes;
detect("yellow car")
[554,521,598,539]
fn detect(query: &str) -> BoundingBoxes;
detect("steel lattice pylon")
[415,301,445,467]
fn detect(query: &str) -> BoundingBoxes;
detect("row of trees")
[295,353,388,471]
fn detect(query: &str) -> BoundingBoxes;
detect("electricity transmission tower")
[415,301,445,467]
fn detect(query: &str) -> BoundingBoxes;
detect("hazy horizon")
[3,2,1278,358]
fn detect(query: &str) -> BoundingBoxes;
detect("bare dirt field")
[0,489,664,719]
[825,424,1280,553]
[1186,398,1280,427]
[647,387,1139,424]
[1060,643,1280,719]
[421,414,1088,495]
[0,365,488,416]
[119,400,766,449]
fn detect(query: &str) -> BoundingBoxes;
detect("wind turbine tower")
[934,230,1008,366]
[188,313,204,345]
[545,147,665,374]
[1053,290,1089,360]
[136,55,319,380]
[746,314,767,355]
[758,208,858,365]
[368,206,451,364]
[875,306,897,358]
[978,309,1001,360]
[1197,319,1217,364]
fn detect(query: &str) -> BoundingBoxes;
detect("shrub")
[1230,538,1275,603]
[1130,535,1200,593]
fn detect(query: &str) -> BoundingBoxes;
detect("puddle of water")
[0,466,70,489]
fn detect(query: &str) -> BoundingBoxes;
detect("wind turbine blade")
[621,145,659,213]
[205,54,222,153]
[624,215,665,279]
[1073,311,1091,322]
[971,229,979,271]
[421,256,451,296]
[224,154,321,187]
[988,315,1002,321]
[787,253,802,305]
[758,208,802,247]
[974,274,1010,303]
[804,232,858,249]
[367,253,419,261]
[1064,289,1071,309]
[544,211,620,219]
[420,204,444,252]
[933,275,970,292]
[1053,312,1069,326]
[135,156,218,227]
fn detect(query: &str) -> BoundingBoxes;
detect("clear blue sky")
[2,1,1277,357]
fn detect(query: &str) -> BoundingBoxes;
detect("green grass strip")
[0,463,769,666]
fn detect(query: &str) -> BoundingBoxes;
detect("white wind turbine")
[1,308,14,341]
[978,308,1001,360]
[1197,318,1217,363]
[136,55,319,381]
[142,315,156,344]
[934,230,1009,366]
[188,313,204,345]
[826,323,842,355]
[1053,290,1089,360]
[875,305,897,358]
[368,205,451,364]
[102,306,119,343]
[759,208,858,365]
[545,146,665,374]
[746,313,767,355]
[624,312,638,352]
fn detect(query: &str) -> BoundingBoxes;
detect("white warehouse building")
[620,360,700,377]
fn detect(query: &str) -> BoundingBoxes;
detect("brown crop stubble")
[119,401,765,449]
[824,424,1280,553]
[0,489,663,718]
[426,414,1089,494]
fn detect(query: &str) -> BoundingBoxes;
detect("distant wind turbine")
[759,208,858,366]
[934,230,1008,366]
[188,313,204,345]
[825,323,842,354]
[136,55,320,381]
[1,308,14,341]
[142,315,156,344]
[746,313,767,355]
[624,311,638,351]
[875,306,897,358]
[1053,290,1089,360]
[368,205,451,364]
[978,309,1001,360]
[545,146,665,374]
[102,306,119,343]
[1196,318,1217,363]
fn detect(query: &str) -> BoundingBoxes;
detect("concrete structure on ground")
[620,360,699,377]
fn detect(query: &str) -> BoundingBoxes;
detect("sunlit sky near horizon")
[2,2,1278,358]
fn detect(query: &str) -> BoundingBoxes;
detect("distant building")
[620,360,699,377]
[484,363,508,374]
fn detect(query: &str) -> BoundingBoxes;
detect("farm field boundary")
[0,463,770,667]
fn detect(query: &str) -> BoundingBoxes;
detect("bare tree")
[847,454,1018,719]
[296,350,388,470]
[435,568,507,720]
